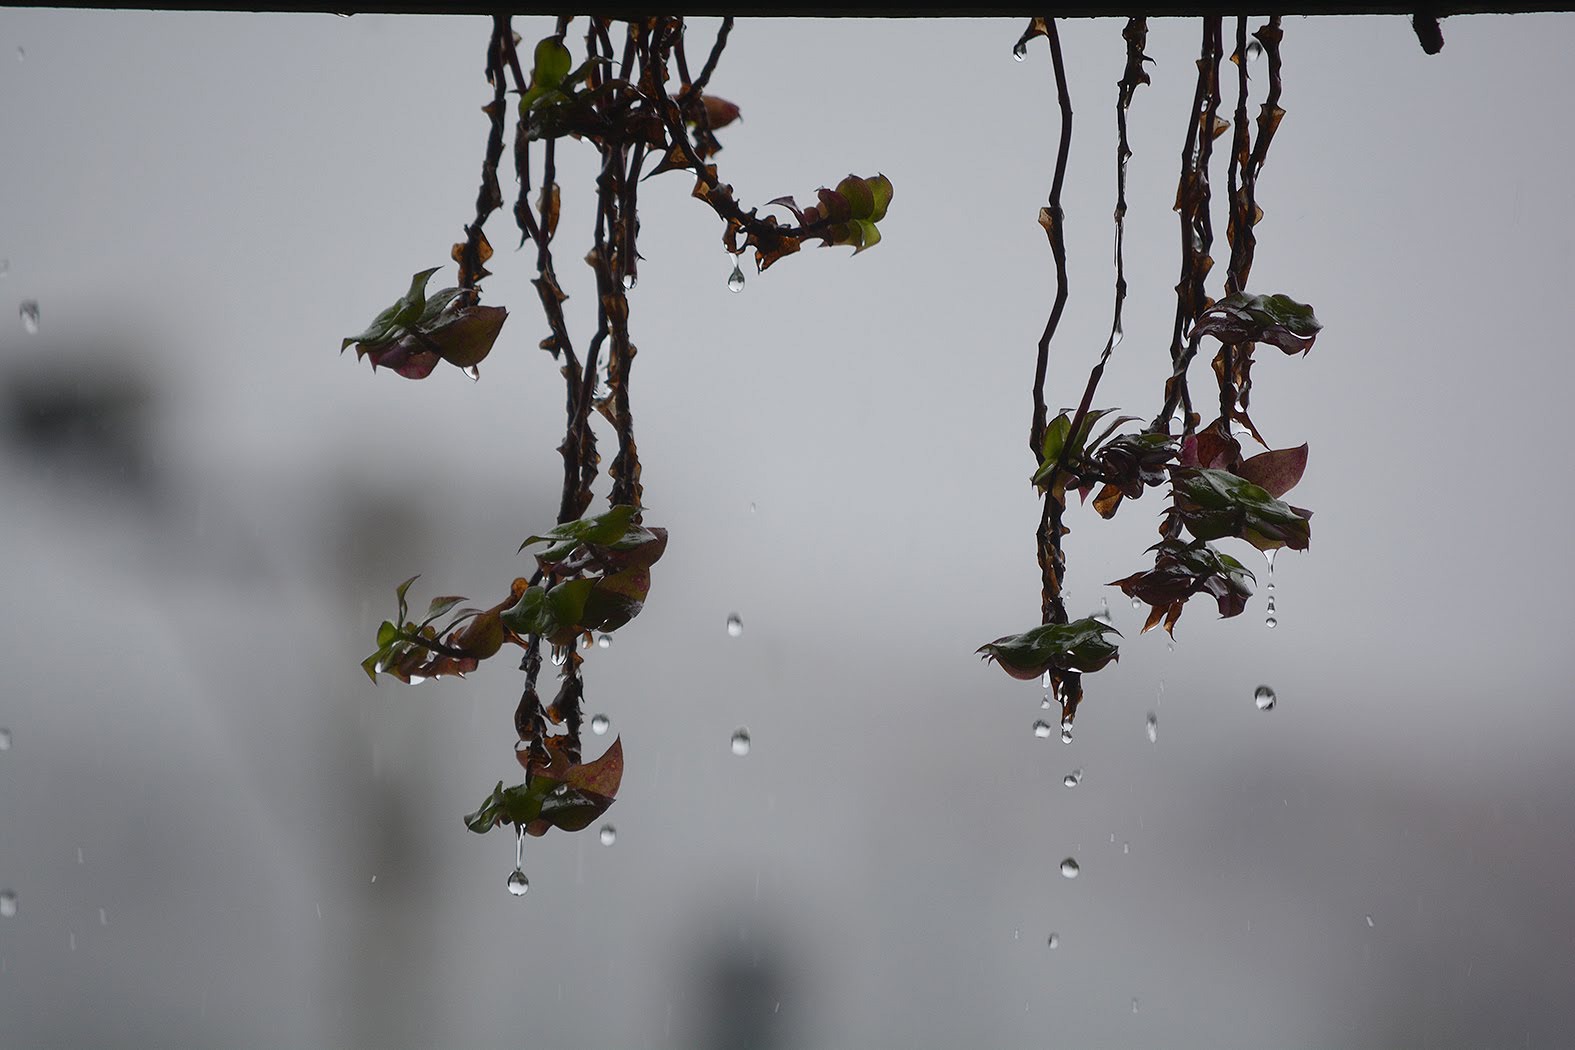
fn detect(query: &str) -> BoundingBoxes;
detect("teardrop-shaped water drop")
[579,633,594,650]
[1254,685,1277,711]
[1047,932,1060,949]
[506,869,530,896]
[1059,857,1080,879]
[1246,39,1263,61]
[1060,721,1074,745]
[622,272,637,291]
[19,299,39,334]
[550,645,567,666]
[599,824,617,846]
[1041,694,1052,709]
[1145,712,1158,743]
[1012,39,1028,61]
[1264,547,1278,628]
[1131,596,1142,610]
[1032,720,1052,739]
[596,633,611,649]
[726,613,743,638]
[1063,768,1083,788]
[0,890,16,917]
[727,258,745,293]
[730,728,752,756]
[591,713,610,735]
[1094,597,1113,626]
[463,364,480,381]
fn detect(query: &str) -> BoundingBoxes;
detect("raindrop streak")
[1012,39,1028,61]
[599,824,617,846]
[730,729,751,756]
[1365,914,1375,928]
[1032,720,1053,739]
[1145,713,1158,743]
[1264,547,1278,629]
[1060,858,1080,879]
[0,891,15,918]
[19,299,39,334]
[1063,769,1083,788]
[98,907,108,926]
[0,728,10,751]
[591,714,610,735]
[1047,932,1060,949]
[1132,998,1141,1014]
[1254,685,1277,711]
[726,613,743,637]
[727,258,745,293]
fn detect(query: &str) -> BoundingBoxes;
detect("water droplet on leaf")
[1254,685,1277,711]
[1060,857,1080,879]
[1033,720,1052,739]
[727,258,745,293]
[726,613,743,638]
[591,713,610,735]
[622,273,637,291]
[730,729,751,756]
[1145,713,1158,743]
[507,869,530,896]
[463,364,480,381]
[19,299,39,334]
[599,824,616,846]
[596,633,611,649]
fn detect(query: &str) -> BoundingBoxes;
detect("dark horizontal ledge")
[3,2,1571,16]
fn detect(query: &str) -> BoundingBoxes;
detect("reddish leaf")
[1237,443,1308,498]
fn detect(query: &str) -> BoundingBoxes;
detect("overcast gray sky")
[1,10,1573,1049]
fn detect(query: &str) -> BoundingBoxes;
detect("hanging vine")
[980,17,1322,731]
[340,16,893,872]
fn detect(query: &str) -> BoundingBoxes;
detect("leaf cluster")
[341,268,507,380]
[466,736,624,838]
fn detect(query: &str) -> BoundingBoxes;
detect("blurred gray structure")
[1,10,1573,1049]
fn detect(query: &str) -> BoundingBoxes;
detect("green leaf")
[376,620,400,649]
[867,173,894,223]
[394,575,419,624]
[421,596,466,627]
[977,617,1121,681]
[1172,467,1312,551]
[533,36,573,90]
[499,585,550,636]
[851,219,881,254]
[546,577,595,638]
[519,505,640,553]
[360,651,383,683]
[1036,413,1073,476]
[837,175,876,220]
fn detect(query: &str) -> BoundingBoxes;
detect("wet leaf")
[1111,538,1256,634]
[1172,467,1312,551]
[977,617,1121,680]
[1193,292,1321,355]
[519,504,640,553]
[1237,443,1308,498]
[701,95,741,129]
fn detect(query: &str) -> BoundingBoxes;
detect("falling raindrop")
[0,259,9,277]
[463,364,480,381]
[622,272,637,291]
[730,729,752,756]
[1059,857,1080,879]
[1246,39,1263,61]
[507,869,530,896]
[1264,547,1278,628]
[1060,721,1074,745]
[1012,39,1028,61]
[591,713,610,735]
[726,257,745,293]
[1131,596,1142,610]
[0,728,10,751]
[1063,769,1083,788]
[15,46,23,61]
[726,613,743,637]
[1254,685,1277,711]
[1094,598,1113,626]
[596,633,611,649]
[0,891,15,918]
[599,824,617,846]
[550,645,567,666]
[1145,712,1158,743]
[1040,694,1052,709]
[1032,720,1053,739]
[1132,997,1141,1014]
[19,299,39,334]
[1047,932,1060,949]
[76,847,83,864]
[1365,914,1375,928]
[98,907,108,926]
[68,932,76,951]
